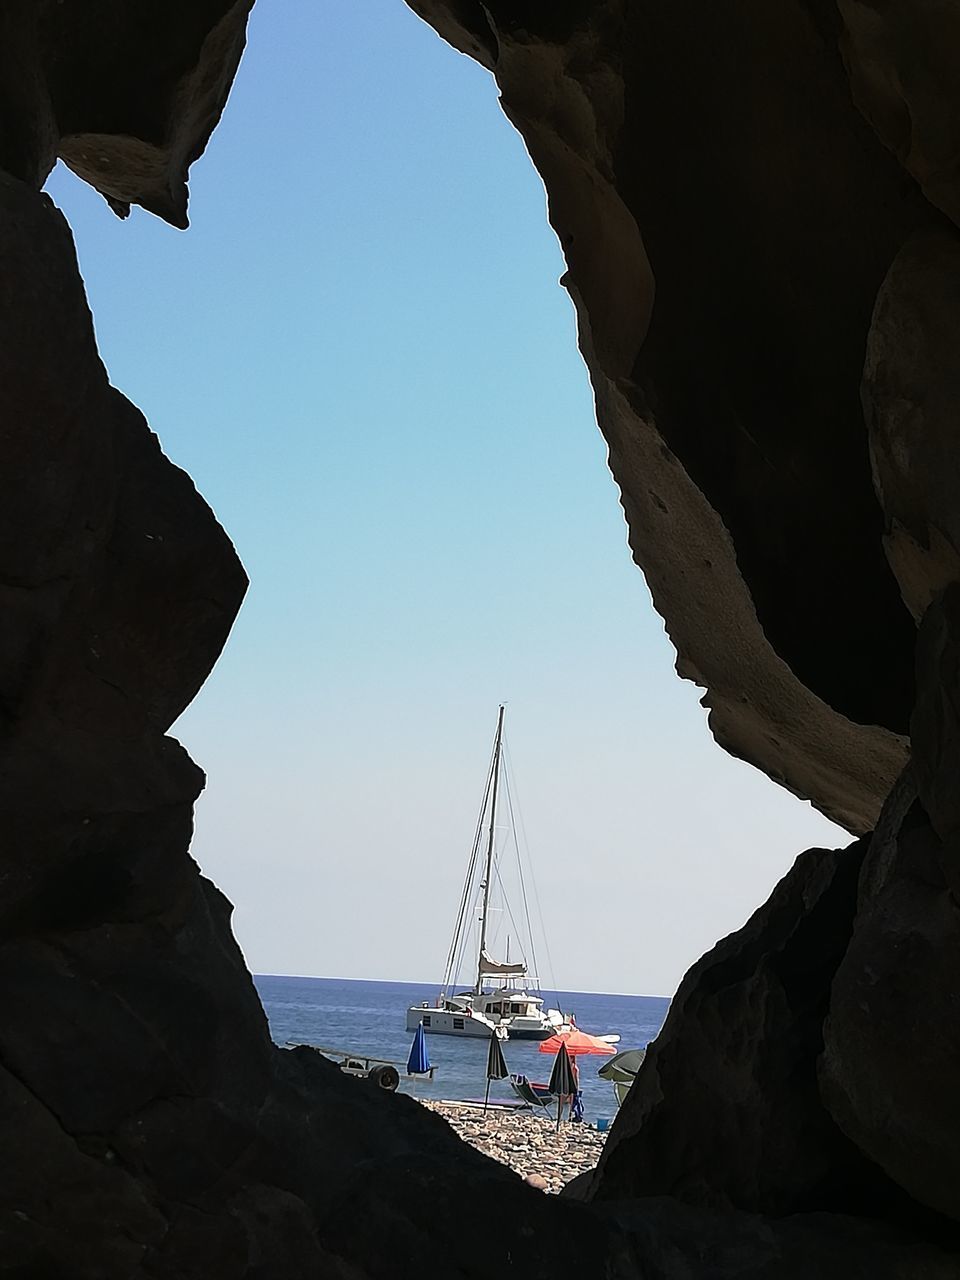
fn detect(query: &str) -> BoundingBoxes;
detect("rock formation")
[404,0,960,1270]
[2,0,960,1275]
[408,0,935,836]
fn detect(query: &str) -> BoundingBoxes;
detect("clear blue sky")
[46,0,843,996]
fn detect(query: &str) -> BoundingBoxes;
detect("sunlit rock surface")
[408,0,940,837]
[2,0,960,1275]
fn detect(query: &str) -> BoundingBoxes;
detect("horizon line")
[253,971,670,1002]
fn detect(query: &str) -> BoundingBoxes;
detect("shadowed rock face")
[820,590,960,1224]
[0,179,633,1278]
[3,0,960,1275]
[593,840,887,1217]
[407,0,960,836]
[0,11,641,1278]
[591,824,954,1237]
[820,804,960,1226]
[864,229,960,623]
[401,0,960,1265]
[0,1,254,224]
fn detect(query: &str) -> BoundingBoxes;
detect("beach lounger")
[509,1073,553,1109]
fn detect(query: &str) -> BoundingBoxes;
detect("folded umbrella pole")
[483,1027,509,1112]
[547,1041,576,1131]
[407,1021,431,1076]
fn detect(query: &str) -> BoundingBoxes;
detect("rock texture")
[0,10,637,1279]
[595,1197,960,1280]
[591,840,900,1218]
[588,824,951,1230]
[407,0,939,835]
[838,0,960,228]
[405,2,960,1274]
[820,803,960,1226]
[0,1,254,224]
[864,228,960,623]
[4,0,960,1276]
[820,591,960,1224]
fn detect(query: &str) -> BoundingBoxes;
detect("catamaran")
[405,705,568,1041]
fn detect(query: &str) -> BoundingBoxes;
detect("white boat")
[407,982,564,1040]
[405,705,568,1041]
[406,993,504,1039]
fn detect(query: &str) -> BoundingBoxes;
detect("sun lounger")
[509,1073,553,1109]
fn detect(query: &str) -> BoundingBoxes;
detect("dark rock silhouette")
[409,0,932,836]
[592,840,907,1218]
[2,0,960,1275]
[820,589,960,1223]
[0,1,255,224]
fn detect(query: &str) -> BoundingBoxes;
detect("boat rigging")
[405,705,567,1040]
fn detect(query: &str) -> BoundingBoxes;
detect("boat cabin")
[474,992,544,1021]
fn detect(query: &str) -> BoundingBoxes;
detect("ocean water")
[255,974,670,1124]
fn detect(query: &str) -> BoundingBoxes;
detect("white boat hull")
[503,1024,554,1040]
[406,1005,502,1038]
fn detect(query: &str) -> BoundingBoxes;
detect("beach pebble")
[419,1100,607,1194]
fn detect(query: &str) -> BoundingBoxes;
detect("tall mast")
[476,704,505,994]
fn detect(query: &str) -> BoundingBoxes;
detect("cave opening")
[9,0,957,1272]
[44,0,841,1018]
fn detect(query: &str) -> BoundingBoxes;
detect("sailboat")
[405,705,567,1041]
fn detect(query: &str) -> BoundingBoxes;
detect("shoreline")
[420,1098,607,1193]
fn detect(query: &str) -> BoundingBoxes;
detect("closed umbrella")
[547,1041,576,1131]
[483,1028,509,1112]
[406,1021,431,1076]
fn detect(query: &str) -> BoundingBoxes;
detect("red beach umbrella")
[538,1029,617,1056]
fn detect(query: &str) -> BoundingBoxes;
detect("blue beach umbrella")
[407,1021,431,1075]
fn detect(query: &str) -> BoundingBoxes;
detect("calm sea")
[255,974,669,1124]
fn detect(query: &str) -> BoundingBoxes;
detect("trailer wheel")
[368,1064,400,1092]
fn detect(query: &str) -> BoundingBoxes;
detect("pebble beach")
[420,1099,607,1193]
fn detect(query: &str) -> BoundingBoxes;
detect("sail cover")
[479,949,527,977]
